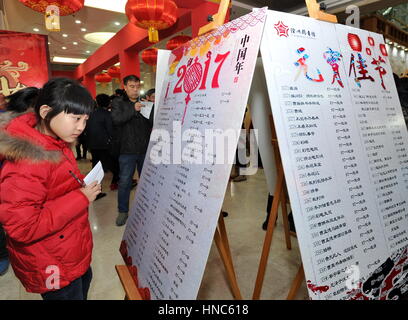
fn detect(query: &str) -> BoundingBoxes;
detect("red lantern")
[166,35,192,51]
[141,48,158,66]
[18,0,84,15]
[95,73,112,87]
[126,0,178,43]
[107,66,121,79]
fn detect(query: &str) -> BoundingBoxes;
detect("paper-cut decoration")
[347,33,362,52]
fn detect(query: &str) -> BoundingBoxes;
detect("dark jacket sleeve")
[111,98,141,126]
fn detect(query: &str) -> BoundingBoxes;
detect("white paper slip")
[140,101,154,120]
[84,161,104,185]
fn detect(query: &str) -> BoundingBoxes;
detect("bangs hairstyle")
[35,78,95,122]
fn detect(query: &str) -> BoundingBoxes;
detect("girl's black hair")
[34,78,94,124]
[6,87,39,113]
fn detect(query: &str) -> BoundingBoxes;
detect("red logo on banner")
[274,21,289,37]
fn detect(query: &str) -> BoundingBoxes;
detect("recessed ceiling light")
[48,42,51,45]
[53,56,86,64]
[115,22,121,26]
[62,46,67,50]
[84,0,127,13]
[86,50,91,54]
[81,28,87,32]
[140,81,144,84]
[33,28,40,32]
[75,20,81,24]
[62,34,68,37]
[73,42,78,45]
[84,32,115,45]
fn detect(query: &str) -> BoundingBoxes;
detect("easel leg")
[115,265,143,300]
[214,220,243,300]
[252,169,284,299]
[286,263,304,300]
[280,181,292,250]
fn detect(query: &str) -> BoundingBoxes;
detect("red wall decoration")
[0,31,50,96]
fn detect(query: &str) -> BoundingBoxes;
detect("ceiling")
[1,0,407,73]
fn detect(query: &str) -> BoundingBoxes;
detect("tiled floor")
[0,156,308,300]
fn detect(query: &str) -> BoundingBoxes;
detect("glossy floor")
[0,158,308,300]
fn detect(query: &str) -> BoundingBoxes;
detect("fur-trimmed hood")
[0,111,61,163]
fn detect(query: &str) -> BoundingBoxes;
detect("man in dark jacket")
[87,94,114,168]
[111,75,152,226]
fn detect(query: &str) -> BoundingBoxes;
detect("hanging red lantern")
[95,73,112,87]
[107,66,121,79]
[141,48,158,66]
[166,35,192,51]
[19,0,84,15]
[18,0,84,31]
[125,0,178,43]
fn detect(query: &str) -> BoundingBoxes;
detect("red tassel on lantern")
[125,0,178,43]
[166,35,192,51]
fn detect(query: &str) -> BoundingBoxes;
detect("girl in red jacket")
[0,78,101,300]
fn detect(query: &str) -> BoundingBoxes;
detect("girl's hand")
[80,181,101,202]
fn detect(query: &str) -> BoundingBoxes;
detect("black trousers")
[41,268,92,300]
[0,224,8,259]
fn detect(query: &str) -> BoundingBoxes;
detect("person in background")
[75,131,88,160]
[110,88,125,102]
[144,88,155,126]
[87,94,120,194]
[394,73,408,127]
[111,75,152,226]
[0,78,101,300]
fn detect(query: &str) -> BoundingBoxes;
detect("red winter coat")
[0,112,92,294]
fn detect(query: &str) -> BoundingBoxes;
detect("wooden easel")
[252,0,338,300]
[116,212,242,300]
